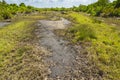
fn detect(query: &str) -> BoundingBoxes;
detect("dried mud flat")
[36,18,102,80]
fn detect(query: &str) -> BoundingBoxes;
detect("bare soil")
[0,22,10,27]
[36,18,102,80]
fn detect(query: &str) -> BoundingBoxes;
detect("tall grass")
[69,24,97,42]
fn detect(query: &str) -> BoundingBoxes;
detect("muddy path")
[36,18,102,80]
[0,22,10,27]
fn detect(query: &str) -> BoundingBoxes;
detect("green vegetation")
[65,12,120,80]
[38,0,120,17]
[0,20,34,68]
[0,0,120,79]
[0,0,119,20]
[0,15,49,79]
[69,24,96,41]
[72,0,120,17]
[0,0,38,20]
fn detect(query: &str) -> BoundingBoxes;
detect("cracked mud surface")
[36,18,102,80]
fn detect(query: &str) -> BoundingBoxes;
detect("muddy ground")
[36,18,102,80]
[0,17,102,80]
[0,22,10,27]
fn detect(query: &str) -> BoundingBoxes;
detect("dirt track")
[36,18,102,80]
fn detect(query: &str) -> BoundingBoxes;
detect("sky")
[4,0,114,8]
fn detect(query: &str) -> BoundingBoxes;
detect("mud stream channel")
[0,22,10,27]
[37,18,102,80]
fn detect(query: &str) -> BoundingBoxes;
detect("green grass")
[0,14,50,79]
[0,20,35,72]
[0,12,59,79]
[0,12,69,79]
[69,24,97,42]
[66,12,120,80]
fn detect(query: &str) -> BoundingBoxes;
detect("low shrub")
[69,24,97,42]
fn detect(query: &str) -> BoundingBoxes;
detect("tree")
[19,3,26,7]
[2,0,6,4]
[115,0,120,8]
[19,3,26,13]
[79,5,87,12]
[97,0,110,6]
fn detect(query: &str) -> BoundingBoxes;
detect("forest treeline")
[46,0,120,17]
[72,0,120,17]
[0,0,120,20]
[0,0,38,20]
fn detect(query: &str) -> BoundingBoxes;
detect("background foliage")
[0,0,38,20]
[72,0,120,17]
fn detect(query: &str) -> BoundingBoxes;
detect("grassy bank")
[0,20,34,66]
[0,20,35,78]
[65,12,120,80]
[0,15,49,79]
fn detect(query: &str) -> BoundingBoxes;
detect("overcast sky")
[4,0,114,8]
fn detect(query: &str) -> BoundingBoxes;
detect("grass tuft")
[69,24,97,42]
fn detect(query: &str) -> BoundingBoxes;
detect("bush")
[2,11,12,19]
[69,24,97,42]
[92,18,102,24]
[0,15,3,20]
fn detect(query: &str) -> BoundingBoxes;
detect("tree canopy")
[0,0,37,20]
[72,0,120,17]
